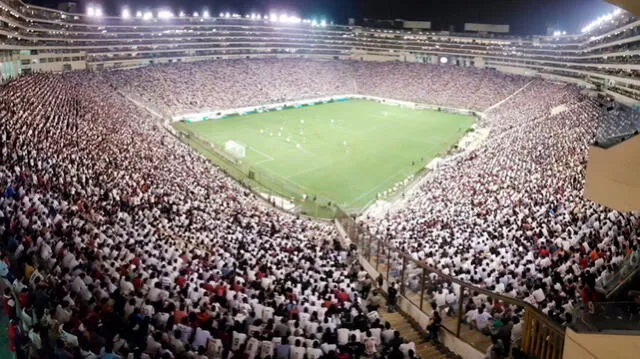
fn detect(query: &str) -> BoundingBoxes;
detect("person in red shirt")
[334,289,349,303]
[578,254,588,270]
[176,275,187,288]
[17,288,29,309]
[7,319,19,354]
[538,246,549,258]
[202,282,215,293]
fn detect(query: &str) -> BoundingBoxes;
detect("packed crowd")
[1,59,639,359]
[363,80,640,328]
[104,59,528,115]
[0,71,431,359]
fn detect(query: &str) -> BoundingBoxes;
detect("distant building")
[464,23,510,34]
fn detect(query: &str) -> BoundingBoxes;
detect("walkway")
[378,306,460,359]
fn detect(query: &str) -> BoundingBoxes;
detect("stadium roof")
[607,0,640,17]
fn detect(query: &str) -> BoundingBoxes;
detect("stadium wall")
[172,94,477,123]
[562,328,640,359]
[18,51,87,72]
[584,135,640,212]
[89,54,348,71]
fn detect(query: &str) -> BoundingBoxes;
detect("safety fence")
[335,207,566,359]
[173,122,337,218]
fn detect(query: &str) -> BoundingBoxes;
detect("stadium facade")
[0,0,639,105]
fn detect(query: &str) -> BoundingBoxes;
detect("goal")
[224,140,246,159]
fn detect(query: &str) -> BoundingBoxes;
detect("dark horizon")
[26,0,620,35]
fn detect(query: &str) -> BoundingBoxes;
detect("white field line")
[249,146,275,165]
[285,160,335,180]
[346,170,408,208]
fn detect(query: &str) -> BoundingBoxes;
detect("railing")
[572,301,640,333]
[335,207,566,359]
[598,253,640,298]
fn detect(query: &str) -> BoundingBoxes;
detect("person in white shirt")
[290,339,306,359]
[337,327,350,345]
[474,307,492,334]
[232,331,248,351]
[260,339,275,359]
[306,341,323,359]
[192,327,212,350]
[381,322,395,344]
[244,334,261,359]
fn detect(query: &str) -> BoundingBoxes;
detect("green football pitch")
[174,100,474,214]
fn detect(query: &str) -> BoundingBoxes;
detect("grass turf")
[174,99,474,214]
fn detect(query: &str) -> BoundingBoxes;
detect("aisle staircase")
[378,306,462,359]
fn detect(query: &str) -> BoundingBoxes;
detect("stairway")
[378,306,461,359]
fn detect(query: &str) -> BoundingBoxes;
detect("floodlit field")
[174,100,474,212]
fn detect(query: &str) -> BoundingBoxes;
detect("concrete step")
[378,307,455,359]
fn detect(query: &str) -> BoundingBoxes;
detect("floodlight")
[121,8,131,19]
[136,11,142,18]
[320,20,327,27]
[203,10,210,19]
[179,11,185,17]
[440,57,448,64]
[142,11,153,20]
[95,8,102,17]
[86,6,95,17]
[193,12,199,17]
[225,12,231,18]
[158,10,173,19]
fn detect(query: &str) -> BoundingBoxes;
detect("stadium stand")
[1,1,640,359]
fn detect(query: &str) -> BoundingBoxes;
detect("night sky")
[26,0,619,35]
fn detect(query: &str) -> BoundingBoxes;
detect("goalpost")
[224,140,246,159]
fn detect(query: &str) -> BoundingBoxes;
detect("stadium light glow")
[440,57,448,64]
[320,20,327,27]
[136,11,142,18]
[179,11,185,17]
[193,12,199,17]
[203,10,210,19]
[219,12,224,17]
[142,11,153,20]
[87,5,102,18]
[121,8,131,19]
[225,12,231,18]
[158,10,173,19]
[581,7,623,33]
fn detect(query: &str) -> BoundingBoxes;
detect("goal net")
[224,140,246,159]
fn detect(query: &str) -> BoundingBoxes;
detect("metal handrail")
[335,207,566,358]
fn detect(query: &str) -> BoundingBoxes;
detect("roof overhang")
[607,0,640,18]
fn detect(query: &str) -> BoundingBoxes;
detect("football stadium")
[1,1,640,359]
[174,100,474,215]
